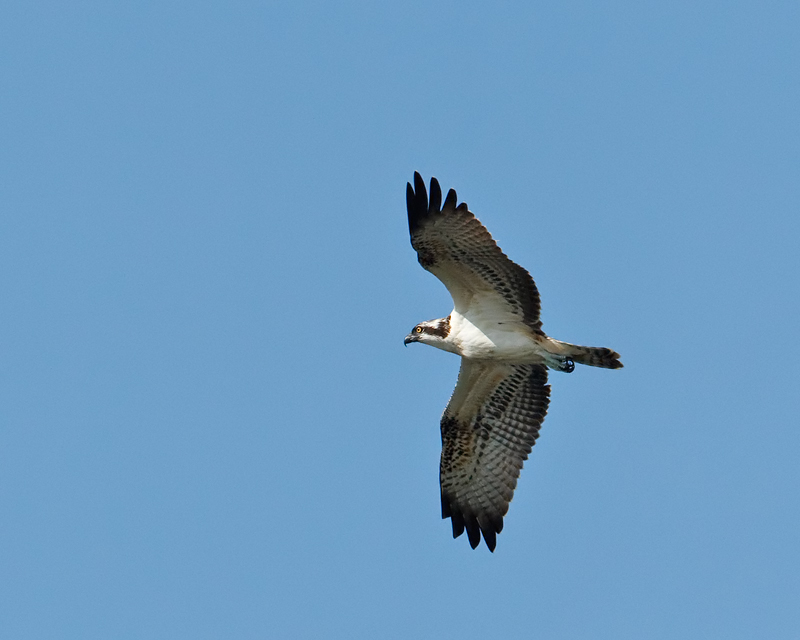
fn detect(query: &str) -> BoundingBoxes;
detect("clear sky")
[2,1,799,638]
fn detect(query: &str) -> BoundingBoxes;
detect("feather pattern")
[440,361,550,551]
[406,172,543,333]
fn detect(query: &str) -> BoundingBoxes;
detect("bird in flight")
[404,172,622,552]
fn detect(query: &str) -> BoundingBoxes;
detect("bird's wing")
[406,172,543,332]
[439,359,550,551]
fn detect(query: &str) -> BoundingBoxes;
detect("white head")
[403,316,453,352]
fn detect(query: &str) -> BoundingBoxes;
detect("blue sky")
[2,1,799,638]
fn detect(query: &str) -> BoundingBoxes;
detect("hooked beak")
[404,333,418,347]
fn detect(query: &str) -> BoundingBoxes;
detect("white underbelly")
[450,312,545,362]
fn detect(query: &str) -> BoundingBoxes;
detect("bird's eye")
[415,326,423,334]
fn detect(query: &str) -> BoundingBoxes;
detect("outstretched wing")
[406,172,543,332]
[440,360,550,551]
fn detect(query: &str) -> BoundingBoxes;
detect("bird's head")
[404,317,452,349]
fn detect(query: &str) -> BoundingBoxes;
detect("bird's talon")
[562,359,575,373]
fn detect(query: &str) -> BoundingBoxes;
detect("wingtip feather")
[413,172,427,203]
[429,177,441,214]
[482,529,497,552]
[450,512,465,539]
[407,172,429,234]
[464,516,481,549]
[444,188,457,209]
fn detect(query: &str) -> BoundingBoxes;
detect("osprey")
[404,172,622,552]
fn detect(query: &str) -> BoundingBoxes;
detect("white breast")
[448,310,543,361]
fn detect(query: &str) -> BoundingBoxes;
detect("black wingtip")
[443,188,457,210]
[413,172,427,204]
[408,172,451,235]
[429,177,441,214]
[407,172,429,234]
[450,512,465,539]
[482,529,497,552]
[445,513,503,551]
[441,494,452,518]
[465,518,481,550]
[480,515,503,552]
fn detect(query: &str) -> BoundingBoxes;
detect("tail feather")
[549,339,623,369]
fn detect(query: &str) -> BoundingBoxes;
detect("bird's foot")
[560,359,575,373]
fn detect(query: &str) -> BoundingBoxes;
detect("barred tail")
[547,339,623,369]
